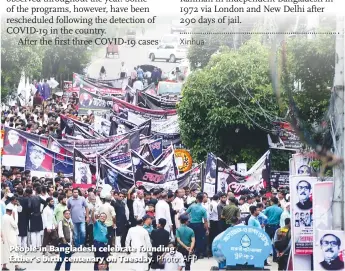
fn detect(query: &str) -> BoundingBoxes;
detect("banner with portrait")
[48,137,73,156]
[2,127,48,167]
[73,148,96,185]
[60,115,103,139]
[313,182,334,253]
[313,230,345,271]
[131,148,178,192]
[109,115,151,137]
[94,116,111,137]
[291,153,318,176]
[99,156,134,191]
[78,88,114,115]
[203,153,217,197]
[267,122,302,150]
[216,158,238,194]
[25,141,73,178]
[174,149,193,173]
[149,138,163,159]
[290,176,318,255]
[177,163,203,191]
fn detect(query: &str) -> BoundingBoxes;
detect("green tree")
[286,33,335,147]
[179,32,335,167]
[1,32,45,101]
[178,38,281,166]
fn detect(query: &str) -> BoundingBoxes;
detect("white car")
[148,44,187,63]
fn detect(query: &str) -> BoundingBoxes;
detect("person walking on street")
[248,205,261,229]
[112,192,127,248]
[67,188,89,247]
[99,66,107,80]
[133,190,146,223]
[263,197,283,262]
[119,62,127,79]
[1,203,26,271]
[176,215,195,271]
[126,218,152,271]
[55,210,73,271]
[183,192,208,259]
[221,197,240,229]
[274,218,291,271]
[150,218,170,271]
[209,194,219,256]
[155,193,173,233]
[42,197,58,254]
[217,193,227,231]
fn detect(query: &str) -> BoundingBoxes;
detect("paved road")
[87,24,181,79]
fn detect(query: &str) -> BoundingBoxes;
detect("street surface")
[87,24,180,79]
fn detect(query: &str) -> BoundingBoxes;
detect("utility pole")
[332,15,344,231]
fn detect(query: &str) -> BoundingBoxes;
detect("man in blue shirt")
[184,192,209,259]
[248,206,261,229]
[257,203,268,229]
[92,209,109,271]
[263,197,282,262]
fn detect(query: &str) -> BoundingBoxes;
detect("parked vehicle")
[148,44,187,63]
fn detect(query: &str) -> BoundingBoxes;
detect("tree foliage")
[180,32,334,167]
[1,23,97,102]
[179,38,281,166]
[286,33,335,148]
[1,31,45,101]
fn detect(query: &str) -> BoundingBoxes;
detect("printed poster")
[313,230,345,271]
[291,176,318,255]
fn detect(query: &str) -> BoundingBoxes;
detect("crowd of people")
[1,166,292,271]
[1,71,292,271]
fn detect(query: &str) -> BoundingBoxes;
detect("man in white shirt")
[119,62,128,78]
[42,197,58,254]
[201,192,211,223]
[278,191,288,210]
[126,218,152,271]
[186,189,197,206]
[133,78,144,90]
[209,194,219,255]
[155,193,173,233]
[133,190,146,222]
[172,189,185,228]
